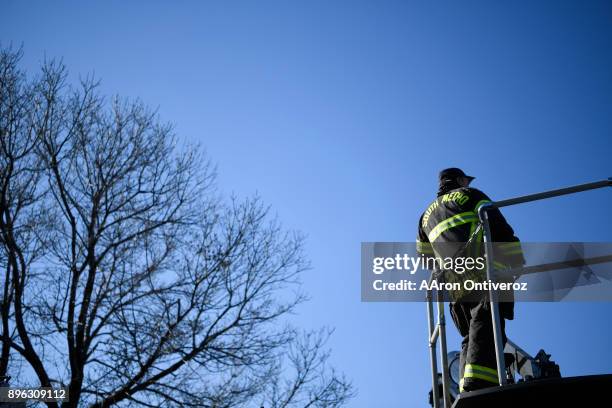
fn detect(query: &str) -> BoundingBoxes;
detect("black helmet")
[438,167,475,183]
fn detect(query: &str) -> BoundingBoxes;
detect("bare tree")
[0,46,354,408]
[262,329,355,408]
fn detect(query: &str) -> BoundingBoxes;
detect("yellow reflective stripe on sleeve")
[499,242,521,249]
[459,378,464,392]
[493,261,508,270]
[416,240,434,254]
[427,212,478,242]
[499,242,523,256]
[474,199,491,212]
[469,221,477,235]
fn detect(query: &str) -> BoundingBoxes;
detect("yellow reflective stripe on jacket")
[498,241,523,255]
[459,378,464,392]
[416,240,434,254]
[464,363,499,384]
[427,212,479,242]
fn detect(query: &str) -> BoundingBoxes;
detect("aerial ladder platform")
[427,178,612,407]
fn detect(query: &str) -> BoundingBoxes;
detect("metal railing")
[427,272,451,408]
[427,177,612,408]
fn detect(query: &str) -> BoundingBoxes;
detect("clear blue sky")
[2,1,612,407]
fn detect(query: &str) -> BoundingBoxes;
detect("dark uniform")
[416,168,525,393]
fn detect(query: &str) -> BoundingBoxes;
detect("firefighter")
[416,168,525,393]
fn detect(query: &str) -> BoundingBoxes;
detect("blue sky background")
[2,1,612,407]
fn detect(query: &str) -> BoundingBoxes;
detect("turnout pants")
[450,299,509,392]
